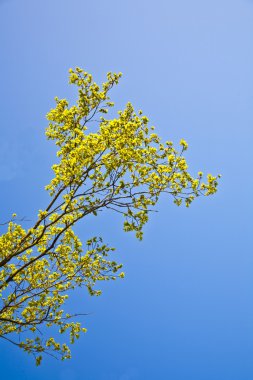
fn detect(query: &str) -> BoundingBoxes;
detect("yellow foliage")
[0,67,219,364]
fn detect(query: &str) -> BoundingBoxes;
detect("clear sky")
[0,0,253,379]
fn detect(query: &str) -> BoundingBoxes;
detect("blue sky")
[0,0,253,379]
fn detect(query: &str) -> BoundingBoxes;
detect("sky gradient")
[0,0,253,379]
